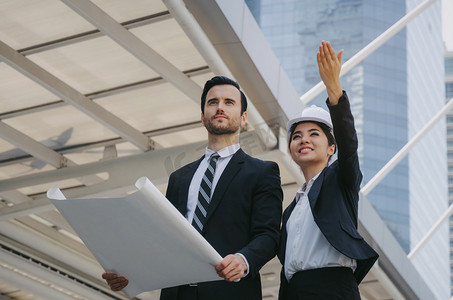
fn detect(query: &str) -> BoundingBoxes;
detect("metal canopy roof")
[0,0,434,299]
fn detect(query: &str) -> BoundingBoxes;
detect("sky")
[442,0,453,51]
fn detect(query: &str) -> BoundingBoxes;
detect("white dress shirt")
[284,172,356,281]
[186,143,249,277]
[186,144,240,222]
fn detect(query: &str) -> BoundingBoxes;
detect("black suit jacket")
[278,93,378,299]
[160,148,283,300]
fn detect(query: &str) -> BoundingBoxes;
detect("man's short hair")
[201,76,248,114]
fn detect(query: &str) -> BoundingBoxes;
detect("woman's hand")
[317,41,343,105]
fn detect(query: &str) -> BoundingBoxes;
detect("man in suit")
[103,76,283,300]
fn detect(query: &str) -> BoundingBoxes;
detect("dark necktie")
[192,153,220,233]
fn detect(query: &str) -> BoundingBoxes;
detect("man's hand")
[102,272,129,291]
[215,254,248,282]
[317,40,343,105]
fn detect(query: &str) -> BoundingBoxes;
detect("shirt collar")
[295,171,322,202]
[205,143,240,159]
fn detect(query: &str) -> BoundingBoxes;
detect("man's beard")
[204,115,240,135]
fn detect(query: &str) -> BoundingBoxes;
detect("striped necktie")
[192,153,220,233]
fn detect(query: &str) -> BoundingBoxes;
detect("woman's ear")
[327,144,336,156]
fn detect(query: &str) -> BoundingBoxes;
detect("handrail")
[361,97,453,196]
[299,0,437,105]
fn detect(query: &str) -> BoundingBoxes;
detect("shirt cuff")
[235,253,250,278]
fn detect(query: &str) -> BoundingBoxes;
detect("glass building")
[246,0,448,298]
[447,51,453,296]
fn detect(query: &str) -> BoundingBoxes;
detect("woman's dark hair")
[201,76,247,114]
[288,121,336,160]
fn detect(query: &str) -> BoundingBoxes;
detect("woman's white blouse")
[284,172,357,281]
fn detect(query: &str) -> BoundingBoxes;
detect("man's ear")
[240,111,247,127]
[201,112,205,127]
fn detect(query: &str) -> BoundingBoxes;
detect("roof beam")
[0,265,74,300]
[0,130,295,221]
[162,0,277,150]
[0,40,151,151]
[0,120,202,168]
[61,0,202,102]
[0,66,209,121]
[0,139,211,193]
[0,132,267,218]
[0,190,54,221]
[0,121,104,186]
[19,11,172,55]
[0,249,110,300]
[182,0,301,122]
[0,232,126,299]
[0,122,64,168]
[0,220,104,280]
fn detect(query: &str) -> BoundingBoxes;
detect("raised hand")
[317,41,343,105]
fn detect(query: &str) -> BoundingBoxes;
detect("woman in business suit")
[277,41,378,299]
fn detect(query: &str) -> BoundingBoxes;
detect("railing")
[298,0,452,297]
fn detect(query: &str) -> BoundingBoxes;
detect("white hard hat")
[286,105,333,136]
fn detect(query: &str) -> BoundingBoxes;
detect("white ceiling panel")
[0,64,59,114]
[115,141,146,158]
[63,146,107,165]
[16,177,88,196]
[64,142,143,165]
[2,105,119,148]
[131,19,207,72]
[0,139,27,161]
[0,0,95,49]
[95,82,200,132]
[0,158,57,181]
[0,0,167,50]
[190,71,216,86]
[90,0,167,23]
[27,36,159,94]
[152,126,206,148]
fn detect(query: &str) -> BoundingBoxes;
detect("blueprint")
[47,176,223,297]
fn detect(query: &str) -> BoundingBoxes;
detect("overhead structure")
[0,0,441,299]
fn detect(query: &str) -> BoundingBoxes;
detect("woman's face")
[289,122,335,169]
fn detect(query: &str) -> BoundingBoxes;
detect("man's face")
[201,84,247,135]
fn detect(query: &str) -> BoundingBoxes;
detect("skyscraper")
[446,50,453,296]
[246,0,448,298]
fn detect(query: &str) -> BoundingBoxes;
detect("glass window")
[446,82,453,99]
[446,57,453,77]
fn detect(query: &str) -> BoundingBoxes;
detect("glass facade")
[247,0,448,298]
[447,56,453,78]
[247,0,410,250]
[405,1,447,297]
[447,54,453,296]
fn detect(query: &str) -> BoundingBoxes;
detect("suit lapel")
[278,198,297,262]
[176,156,204,216]
[203,149,245,229]
[307,167,327,211]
